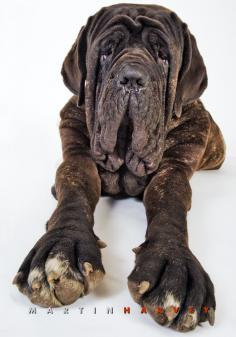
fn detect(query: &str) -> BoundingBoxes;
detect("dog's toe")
[13,231,105,307]
[128,243,216,331]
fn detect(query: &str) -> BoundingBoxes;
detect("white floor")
[1,157,235,337]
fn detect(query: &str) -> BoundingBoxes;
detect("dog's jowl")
[13,3,225,332]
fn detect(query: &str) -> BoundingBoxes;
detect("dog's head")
[61,4,207,177]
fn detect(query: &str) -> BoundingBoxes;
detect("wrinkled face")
[60,6,206,177]
[87,22,170,177]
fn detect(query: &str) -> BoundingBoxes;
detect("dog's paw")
[13,228,106,307]
[128,242,215,332]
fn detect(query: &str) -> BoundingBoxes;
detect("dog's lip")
[125,87,144,94]
[94,151,125,172]
[92,150,106,160]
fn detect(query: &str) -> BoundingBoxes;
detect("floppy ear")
[61,17,92,106]
[173,26,208,118]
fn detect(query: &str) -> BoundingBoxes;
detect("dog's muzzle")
[90,51,164,176]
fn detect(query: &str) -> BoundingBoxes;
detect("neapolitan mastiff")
[13,3,226,332]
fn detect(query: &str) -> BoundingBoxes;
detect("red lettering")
[140,306,147,314]
[173,306,179,314]
[188,306,195,314]
[123,307,130,314]
[156,306,164,314]
[203,306,209,313]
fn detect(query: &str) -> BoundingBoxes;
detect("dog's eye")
[152,44,169,65]
[149,34,169,65]
[100,49,112,63]
[158,51,169,64]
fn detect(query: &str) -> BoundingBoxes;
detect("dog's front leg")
[13,97,106,307]
[128,162,215,331]
[128,101,222,331]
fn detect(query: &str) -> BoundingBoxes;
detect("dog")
[13,3,226,332]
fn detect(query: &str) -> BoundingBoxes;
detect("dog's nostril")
[120,76,144,88]
[120,76,129,85]
[136,78,144,87]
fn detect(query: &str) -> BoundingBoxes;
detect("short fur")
[13,3,225,332]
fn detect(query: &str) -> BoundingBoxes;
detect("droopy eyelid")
[99,30,125,52]
[100,45,113,55]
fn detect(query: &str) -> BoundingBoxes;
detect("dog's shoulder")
[60,95,86,124]
[59,95,89,142]
[167,100,210,133]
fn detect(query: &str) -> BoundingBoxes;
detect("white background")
[0,0,236,336]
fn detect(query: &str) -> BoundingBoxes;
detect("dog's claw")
[12,274,19,285]
[83,262,94,276]
[47,271,59,284]
[176,312,198,332]
[132,246,142,254]
[31,280,41,290]
[207,308,215,326]
[12,272,23,285]
[97,239,107,249]
[182,314,194,329]
[138,281,150,294]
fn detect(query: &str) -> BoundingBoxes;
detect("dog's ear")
[61,17,93,106]
[173,26,207,118]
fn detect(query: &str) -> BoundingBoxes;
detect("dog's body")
[13,4,225,332]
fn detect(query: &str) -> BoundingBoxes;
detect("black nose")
[119,64,148,90]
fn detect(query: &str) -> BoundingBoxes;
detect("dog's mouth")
[99,93,153,155]
[91,89,164,177]
[89,55,167,177]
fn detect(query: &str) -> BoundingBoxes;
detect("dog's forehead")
[104,3,171,19]
[89,4,180,42]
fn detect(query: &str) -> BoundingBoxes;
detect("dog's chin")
[91,112,165,177]
[125,132,164,177]
[93,139,164,177]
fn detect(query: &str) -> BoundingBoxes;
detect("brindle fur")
[13,3,225,332]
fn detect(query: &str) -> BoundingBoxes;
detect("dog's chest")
[98,165,152,197]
